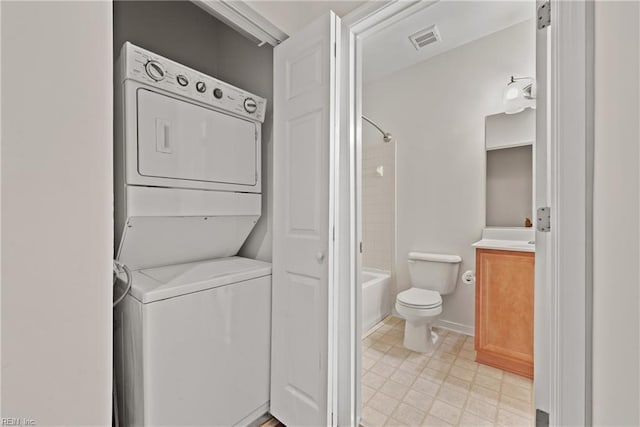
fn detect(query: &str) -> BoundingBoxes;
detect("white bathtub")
[361,269,392,336]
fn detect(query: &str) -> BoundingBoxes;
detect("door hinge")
[332,226,335,241]
[334,43,337,57]
[537,1,551,30]
[359,241,363,253]
[537,207,551,232]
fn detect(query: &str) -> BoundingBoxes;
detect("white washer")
[113,42,271,426]
[115,257,272,426]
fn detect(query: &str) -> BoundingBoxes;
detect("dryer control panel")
[119,42,266,123]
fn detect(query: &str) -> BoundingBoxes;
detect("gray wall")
[2,1,113,423]
[486,146,533,227]
[363,20,535,333]
[114,1,274,262]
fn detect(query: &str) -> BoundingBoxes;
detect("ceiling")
[363,1,536,83]
[245,0,366,36]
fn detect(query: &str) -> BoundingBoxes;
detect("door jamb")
[340,0,594,425]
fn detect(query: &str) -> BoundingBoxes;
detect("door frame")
[340,0,594,425]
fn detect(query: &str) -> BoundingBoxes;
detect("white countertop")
[472,227,536,253]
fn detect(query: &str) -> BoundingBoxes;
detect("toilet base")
[403,320,439,353]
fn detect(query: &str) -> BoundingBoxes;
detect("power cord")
[112,260,132,307]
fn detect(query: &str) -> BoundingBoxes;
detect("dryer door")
[136,89,258,187]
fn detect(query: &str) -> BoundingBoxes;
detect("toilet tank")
[407,252,462,295]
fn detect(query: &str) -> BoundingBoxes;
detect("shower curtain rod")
[362,115,392,143]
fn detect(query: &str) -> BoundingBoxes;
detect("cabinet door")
[475,249,534,378]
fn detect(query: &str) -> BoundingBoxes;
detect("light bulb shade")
[503,77,536,114]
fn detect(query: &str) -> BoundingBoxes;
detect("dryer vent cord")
[113,260,132,307]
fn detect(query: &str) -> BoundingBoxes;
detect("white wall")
[1,1,113,424]
[363,20,534,333]
[362,132,395,272]
[592,1,640,424]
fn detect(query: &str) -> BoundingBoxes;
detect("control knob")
[196,81,207,93]
[176,75,189,87]
[213,88,223,99]
[145,60,165,81]
[244,97,258,114]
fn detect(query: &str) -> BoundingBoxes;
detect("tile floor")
[361,317,534,427]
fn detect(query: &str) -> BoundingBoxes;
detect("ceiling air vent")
[408,25,441,50]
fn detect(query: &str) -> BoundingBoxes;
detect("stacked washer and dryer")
[113,42,271,426]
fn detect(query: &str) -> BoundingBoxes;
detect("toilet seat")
[397,287,442,309]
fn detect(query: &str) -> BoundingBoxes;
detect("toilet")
[395,252,462,353]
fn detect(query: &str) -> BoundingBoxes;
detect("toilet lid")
[397,288,442,308]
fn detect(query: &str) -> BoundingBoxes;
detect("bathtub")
[361,269,392,336]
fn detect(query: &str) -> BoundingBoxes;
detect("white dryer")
[113,42,271,426]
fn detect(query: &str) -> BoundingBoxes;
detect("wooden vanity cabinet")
[474,248,534,379]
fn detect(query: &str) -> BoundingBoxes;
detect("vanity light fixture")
[503,76,536,114]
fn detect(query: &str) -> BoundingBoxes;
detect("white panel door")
[271,11,340,427]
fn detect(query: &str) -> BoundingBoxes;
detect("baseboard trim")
[434,319,475,337]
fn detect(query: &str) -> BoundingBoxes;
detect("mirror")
[485,109,535,227]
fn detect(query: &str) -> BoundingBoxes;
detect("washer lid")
[126,256,272,304]
[397,288,442,308]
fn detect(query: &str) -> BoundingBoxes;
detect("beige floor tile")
[459,411,495,427]
[496,408,534,426]
[381,334,402,346]
[465,396,498,421]
[371,340,394,353]
[405,351,430,367]
[499,394,534,418]
[502,372,532,389]
[362,323,534,427]
[431,351,456,364]
[421,414,454,426]
[477,364,504,380]
[380,379,410,400]
[388,346,412,358]
[382,354,406,368]
[392,402,427,426]
[412,377,441,397]
[378,324,394,333]
[454,357,479,372]
[398,359,424,376]
[420,367,448,384]
[369,391,401,416]
[366,347,387,361]
[442,375,472,392]
[501,382,532,403]
[449,365,476,382]
[474,373,502,392]
[385,419,410,427]
[470,384,500,406]
[363,371,387,389]
[371,361,397,378]
[363,356,377,371]
[362,385,377,404]
[438,343,462,354]
[402,389,434,412]
[436,385,468,408]
[390,368,418,387]
[458,349,476,361]
[363,405,389,427]
[427,359,452,373]
[429,400,462,425]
